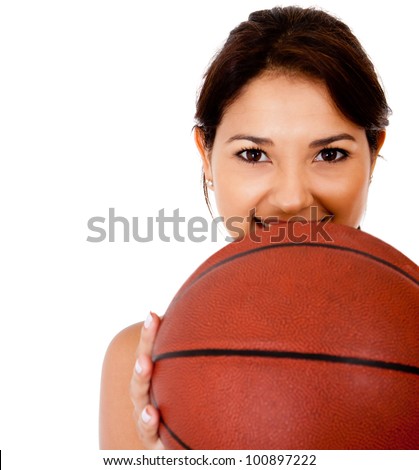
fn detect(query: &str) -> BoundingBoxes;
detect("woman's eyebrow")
[226,134,274,146]
[226,133,356,147]
[309,133,356,148]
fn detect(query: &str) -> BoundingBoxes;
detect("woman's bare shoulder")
[99,322,143,449]
[105,322,143,360]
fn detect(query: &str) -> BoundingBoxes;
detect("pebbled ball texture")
[151,222,419,449]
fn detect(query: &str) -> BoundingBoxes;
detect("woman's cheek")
[322,174,369,227]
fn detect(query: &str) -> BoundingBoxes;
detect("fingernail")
[141,407,152,424]
[144,312,153,329]
[134,359,142,375]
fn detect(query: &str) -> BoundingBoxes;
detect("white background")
[0,0,418,468]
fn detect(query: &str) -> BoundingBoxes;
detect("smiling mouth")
[254,215,334,227]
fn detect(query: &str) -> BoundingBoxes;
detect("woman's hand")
[130,312,165,450]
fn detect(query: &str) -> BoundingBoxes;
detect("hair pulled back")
[195,6,390,153]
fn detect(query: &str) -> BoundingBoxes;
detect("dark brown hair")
[195,6,391,205]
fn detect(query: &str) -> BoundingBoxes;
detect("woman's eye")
[237,148,270,163]
[314,148,349,163]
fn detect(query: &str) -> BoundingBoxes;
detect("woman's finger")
[130,312,160,413]
[129,311,164,449]
[137,311,160,357]
[135,404,165,450]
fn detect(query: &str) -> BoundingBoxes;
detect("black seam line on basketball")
[170,243,418,307]
[203,244,419,287]
[150,387,192,450]
[152,349,419,376]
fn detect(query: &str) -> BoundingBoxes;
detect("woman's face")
[196,73,385,237]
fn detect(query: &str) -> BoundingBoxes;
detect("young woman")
[99,5,389,449]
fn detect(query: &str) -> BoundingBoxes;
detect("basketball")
[151,222,419,449]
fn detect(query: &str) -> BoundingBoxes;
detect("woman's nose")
[266,167,314,216]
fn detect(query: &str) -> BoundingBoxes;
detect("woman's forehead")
[216,74,363,144]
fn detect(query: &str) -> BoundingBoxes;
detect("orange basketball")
[151,222,419,449]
